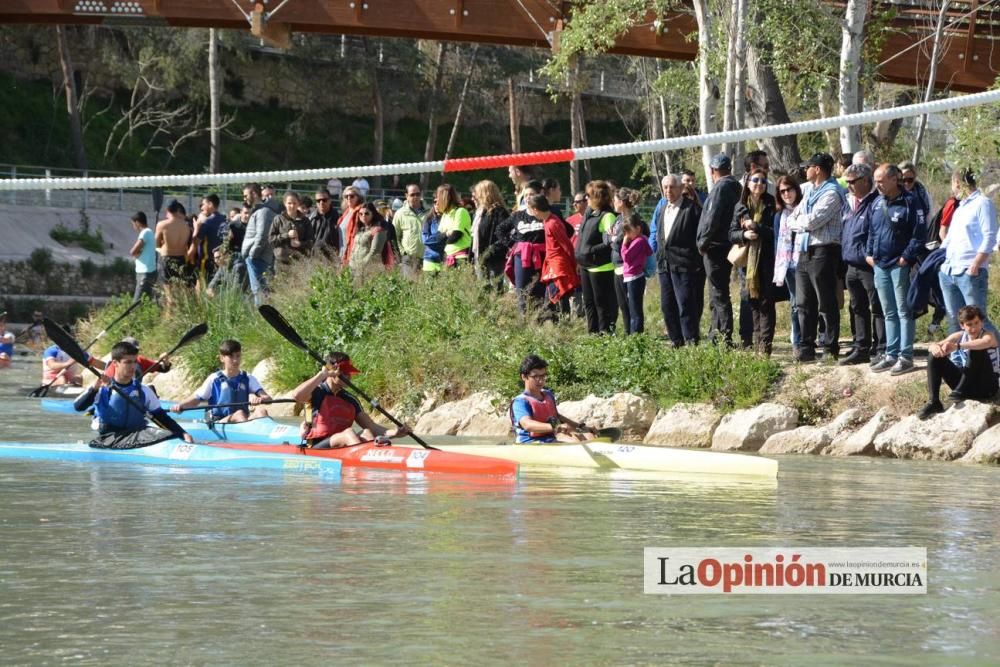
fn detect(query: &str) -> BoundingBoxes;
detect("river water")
[1,359,998,665]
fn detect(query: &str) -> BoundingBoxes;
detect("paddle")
[29,299,144,397]
[172,398,298,413]
[257,304,437,450]
[42,318,181,437]
[136,322,208,380]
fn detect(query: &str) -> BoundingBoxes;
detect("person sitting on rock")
[919,305,1000,420]
[170,339,271,423]
[291,351,410,449]
[510,354,596,443]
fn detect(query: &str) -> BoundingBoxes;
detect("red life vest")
[509,390,557,439]
[306,389,360,441]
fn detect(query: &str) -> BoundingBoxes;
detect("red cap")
[335,359,360,376]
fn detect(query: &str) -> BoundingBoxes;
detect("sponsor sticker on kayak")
[644,548,927,594]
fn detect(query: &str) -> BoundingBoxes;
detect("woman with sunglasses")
[730,169,777,355]
[773,174,803,354]
[338,186,365,264]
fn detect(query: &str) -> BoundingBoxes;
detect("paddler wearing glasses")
[74,340,192,449]
[292,352,411,449]
[510,354,596,443]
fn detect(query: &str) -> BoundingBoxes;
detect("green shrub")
[49,210,106,254]
[79,258,97,279]
[29,247,54,275]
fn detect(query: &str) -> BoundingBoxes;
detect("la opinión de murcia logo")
[643,548,927,595]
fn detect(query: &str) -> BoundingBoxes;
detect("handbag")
[727,243,749,268]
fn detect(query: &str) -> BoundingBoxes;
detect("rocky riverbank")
[144,355,1000,467]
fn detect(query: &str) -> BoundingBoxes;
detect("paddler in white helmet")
[292,351,410,449]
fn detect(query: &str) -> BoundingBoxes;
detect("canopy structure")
[2,0,999,92]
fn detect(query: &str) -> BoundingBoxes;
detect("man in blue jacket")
[839,164,885,366]
[866,164,927,375]
[695,154,742,346]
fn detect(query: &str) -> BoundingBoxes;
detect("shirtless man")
[155,199,194,287]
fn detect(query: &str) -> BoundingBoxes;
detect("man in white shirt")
[351,177,370,198]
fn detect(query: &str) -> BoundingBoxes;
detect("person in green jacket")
[435,183,473,267]
[393,184,426,277]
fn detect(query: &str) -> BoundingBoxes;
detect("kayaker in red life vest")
[292,351,411,449]
[510,354,596,443]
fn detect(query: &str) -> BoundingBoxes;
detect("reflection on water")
[2,358,1000,663]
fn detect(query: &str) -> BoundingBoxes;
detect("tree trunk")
[569,60,581,194]
[420,42,448,190]
[745,42,801,173]
[508,76,521,153]
[574,90,591,183]
[721,0,738,156]
[818,79,841,158]
[913,0,950,165]
[638,57,662,184]
[364,38,384,190]
[54,26,87,170]
[732,0,748,174]
[442,45,480,165]
[692,0,718,184]
[870,86,915,151]
[656,60,672,174]
[208,28,221,173]
[838,0,867,156]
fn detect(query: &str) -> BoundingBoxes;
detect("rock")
[557,393,658,441]
[759,426,830,455]
[873,401,995,460]
[826,408,893,456]
[461,411,513,438]
[643,403,722,448]
[248,358,300,417]
[145,358,193,401]
[962,424,1000,464]
[711,403,798,452]
[414,392,508,437]
[821,408,863,440]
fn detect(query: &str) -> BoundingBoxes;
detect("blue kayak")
[0,440,340,479]
[40,397,178,413]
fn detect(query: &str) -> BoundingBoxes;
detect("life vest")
[509,389,558,443]
[94,379,148,432]
[306,386,361,441]
[0,332,13,357]
[208,371,250,419]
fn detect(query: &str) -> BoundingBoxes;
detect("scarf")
[746,198,764,298]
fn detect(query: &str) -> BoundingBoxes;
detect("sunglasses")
[779,187,796,194]
[845,178,863,185]
[900,177,915,184]
[359,210,373,216]
[407,192,421,197]
[316,198,330,203]
[573,199,586,204]
[749,177,767,185]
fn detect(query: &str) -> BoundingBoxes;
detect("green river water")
[1,359,999,665]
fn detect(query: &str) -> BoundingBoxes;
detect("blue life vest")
[209,370,250,419]
[422,215,444,264]
[94,379,149,432]
[0,341,13,356]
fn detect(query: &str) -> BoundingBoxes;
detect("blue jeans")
[873,264,913,360]
[625,276,646,334]
[784,268,800,349]
[246,257,271,306]
[939,269,991,333]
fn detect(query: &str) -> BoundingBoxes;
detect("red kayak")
[203,441,519,478]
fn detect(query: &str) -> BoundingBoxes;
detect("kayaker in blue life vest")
[292,351,410,449]
[510,354,596,444]
[74,340,192,449]
[170,339,272,423]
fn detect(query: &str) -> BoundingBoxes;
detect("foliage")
[945,79,1000,176]
[49,210,106,254]
[28,247,54,275]
[77,260,782,413]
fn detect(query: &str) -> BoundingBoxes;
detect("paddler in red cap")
[291,351,411,448]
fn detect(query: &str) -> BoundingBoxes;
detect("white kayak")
[431,442,778,478]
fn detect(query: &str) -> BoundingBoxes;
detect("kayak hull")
[204,442,519,477]
[431,443,778,478]
[0,440,341,479]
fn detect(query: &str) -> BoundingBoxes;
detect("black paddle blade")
[28,385,47,398]
[42,318,100,379]
[258,305,324,364]
[174,322,209,351]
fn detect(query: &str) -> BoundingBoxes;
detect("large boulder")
[643,403,722,448]
[145,358,193,401]
[558,393,658,441]
[960,424,1000,464]
[414,392,508,437]
[826,408,893,456]
[873,401,995,460]
[250,358,299,417]
[711,403,798,452]
[759,426,829,455]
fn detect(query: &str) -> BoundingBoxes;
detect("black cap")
[709,154,732,170]
[804,153,834,174]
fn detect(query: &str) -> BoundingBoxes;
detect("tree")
[838,0,868,156]
[208,27,221,173]
[54,26,87,170]
[442,45,481,164]
[420,42,448,190]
